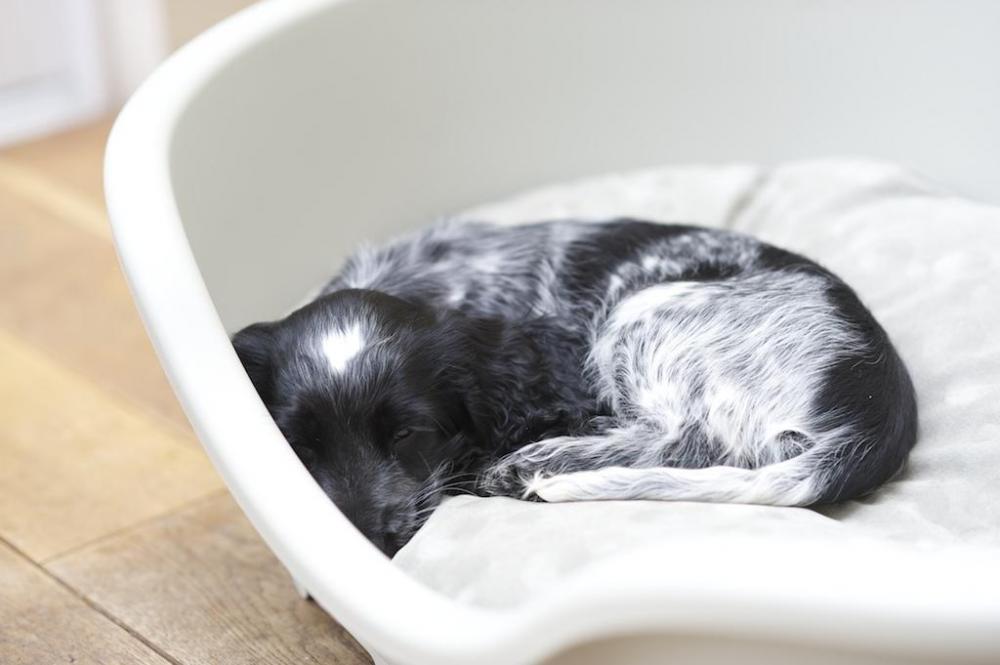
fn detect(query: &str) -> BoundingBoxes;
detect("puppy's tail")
[525,453,823,506]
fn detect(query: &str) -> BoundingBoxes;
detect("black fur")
[233,288,600,554]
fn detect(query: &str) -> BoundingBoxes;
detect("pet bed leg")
[291,575,311,600]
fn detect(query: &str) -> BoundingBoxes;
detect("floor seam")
[41,488,229,566]
[0,533,188,665]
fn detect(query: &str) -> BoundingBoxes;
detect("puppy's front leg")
[478,426,655,499]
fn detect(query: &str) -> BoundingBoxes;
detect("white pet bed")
[104,1,1000,663]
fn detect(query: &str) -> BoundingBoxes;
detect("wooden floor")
[0,119,372,664]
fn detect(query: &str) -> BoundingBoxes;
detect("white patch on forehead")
[321,323,366,373]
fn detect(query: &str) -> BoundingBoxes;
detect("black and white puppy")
[233,219,917,555]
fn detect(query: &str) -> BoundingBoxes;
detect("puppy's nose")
[355,515,404,556]
[330,497,387,550]
[380,530,404,557]
[359,528,402,557]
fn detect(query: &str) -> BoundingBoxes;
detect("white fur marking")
[322,323,366,373]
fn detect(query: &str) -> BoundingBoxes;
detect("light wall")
[165,0,260,49]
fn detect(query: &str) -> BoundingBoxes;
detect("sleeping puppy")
[232,219,917,555]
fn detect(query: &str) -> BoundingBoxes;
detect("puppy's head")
[232,289,484,555]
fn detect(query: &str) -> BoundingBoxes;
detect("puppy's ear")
[428,312,495,432]
[433,312,532,451]
[232,322,277,404]
[436,312,581,457]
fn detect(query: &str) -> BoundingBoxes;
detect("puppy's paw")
[523,470,607,502]
[522,473,576,502]
[477,462,544,501]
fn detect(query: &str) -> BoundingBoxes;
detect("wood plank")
[0,157,110,240]
[0,118,112,220]
[0,539,170,665]
[0,182,192,432]
[49,494,373,665]
[0,329,223,562]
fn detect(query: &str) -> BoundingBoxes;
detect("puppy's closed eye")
[392,427,439,478]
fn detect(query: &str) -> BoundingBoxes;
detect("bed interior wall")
[167,0,1000,333]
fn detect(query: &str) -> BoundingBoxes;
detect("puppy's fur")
[233,219,917,555]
